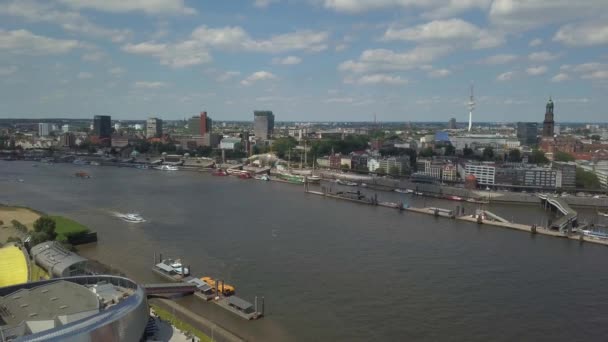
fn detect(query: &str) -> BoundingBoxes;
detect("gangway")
[475,210,510,223]
[538,194,578,230]
[142,283,196,296]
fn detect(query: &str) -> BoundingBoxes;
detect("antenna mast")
[468,83,475,132]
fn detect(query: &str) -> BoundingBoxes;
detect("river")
[2,161,608,341]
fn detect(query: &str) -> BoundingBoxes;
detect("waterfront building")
[220,137,242,150]
[188,112,212,136]
[0,276,149,341]
[379,157,410,176]
[0,244,29,287]
[551,161,576,189]
[38,123,50,137]
[172,133,221,149]
[30,241,88,278]
[329,154,342,169]
[367,158,380,172]
[146,117,163,138]
[465,163,496,186]
[442,164,458,182]
[254,111,275,140]
[450,135,520,154]
[340,156,352,169]
[59,132,76,148]
[516,122,538,146]
[93,115,112,138]
[61,124,70,133]
[316,157,330,168]
[350,154,368,171]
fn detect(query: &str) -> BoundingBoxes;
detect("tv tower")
[468,83,475,132]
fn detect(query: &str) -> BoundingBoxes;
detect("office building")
[254,111,275,140]
[552,161,576,189]
[542,98,555,137]
[38,123,50,137]
[146,117,163,138]
[188,112,212,136]
[61,124,70,133]
[465,163,496,185]
[516,122,538,146]
[379,157,410,176]
[59,132,76,148]
[448,118,457,129]
[93,115,112,146]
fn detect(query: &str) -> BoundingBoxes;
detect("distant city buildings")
[38,123,50,137]
[448,118,457,129]
[254,111,275,140]
[146,117,163,138]
[542,98,555,138]
[465,163,496,185]
[93,115,111,146]
[59,132,76,148]
[188,112,212,136]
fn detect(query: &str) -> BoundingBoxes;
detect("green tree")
[444,144,456,156]
[463,146,474,157]
[591,134,601,141]
[341,163,350,170]
[528,149,549,164]
[33,216,57,241]
[6,236,22,244]
[482,147,494,161]
[271,137,298,159]
[389,166,400,176]
[576,168,600,189]
[508,149,522,162]
[554,151,575,162]
[419,147,435,157]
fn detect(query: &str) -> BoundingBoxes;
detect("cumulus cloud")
[322,0,489,18]
[347,73,408,85]
[497,71,514,81]
[122,41,212,68]
[134,81,167,89]
[216,71,241,82]
[382,19,503,49]
[0,0,132,43]
[77,71,93,79]
[0,66,18,76]
[551,73,569,82]
[528,51,559,62]
[324,97,354,103]
[0,29,80,55]
[108,67,125,75]
[338,46,451,74]
[82,51,104,61]
[57,0,196,15]
[428,68,451,78]
[254,0,280,7]
[526,65,548,76]
[479,54,518,65]
[240,71,278,86]
[272,56,302,65]
[528,38,543,47]
[553,22,608,47]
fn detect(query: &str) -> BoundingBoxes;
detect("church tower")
[542,98,555,137]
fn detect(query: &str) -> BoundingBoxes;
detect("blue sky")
[0,0,607,122]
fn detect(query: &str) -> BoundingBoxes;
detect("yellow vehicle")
[201,276,235,296]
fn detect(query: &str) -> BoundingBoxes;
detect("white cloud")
[553,22,608,47]
[382,19,503,49]
[479,54,518,65]
[528,38,543,47]
[528,51,559,62]
[563,62,608,80]
[272,56,302,65]
[58,0,196,15]
[0,66,18,76]
[324,97,354,103]
[0,1,132,43]
[497,71,514,81]
[339,46,451,74]
[109,67,125,75]
[77,71,93,79]
[0,29,80,55]
[348,73,408,85]
[134,81,167,89]
[581,70,608,80]
[217,71,241,82]
[254,0,280,7]
[82,51,104,61]
[335,43,348,52]
[526,65,548,76]
[428,68,451,78]
[489,0,607,31]
[321,0,489,18]
[122,41,212,68]
[551,73,569,82]
[241,71,278,86]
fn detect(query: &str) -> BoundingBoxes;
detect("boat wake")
[111,211,146,223]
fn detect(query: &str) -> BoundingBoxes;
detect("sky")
[0,0,607,122]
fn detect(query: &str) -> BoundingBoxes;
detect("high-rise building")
[146,117,163,138]
[93,115,112,138]
[38,123,50,137]
[60,132,76,148]
[254,111,275,140]
[448,118,457,129]
[62,124,70,133]
[542,98,555,137]
[188,112,212,136]
[516,122,538,146]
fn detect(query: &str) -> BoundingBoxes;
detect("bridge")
[538,194,578,231]
[142,283,197,296]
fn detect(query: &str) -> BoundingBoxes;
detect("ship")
[276,172,306,184]
[154,165,178,171]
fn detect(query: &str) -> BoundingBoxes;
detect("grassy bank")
[49,215,89,242]
[150,304,213,342]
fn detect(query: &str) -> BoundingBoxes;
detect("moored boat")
[254,174,270,181]
[154,165,178,171]
[212,169,228,176]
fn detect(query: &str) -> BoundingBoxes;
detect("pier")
[538,194,578,230]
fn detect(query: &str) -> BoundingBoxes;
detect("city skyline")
[0,1,607,122]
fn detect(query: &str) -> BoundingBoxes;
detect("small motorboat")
[154,165,178,171]
[113,212,145,223]
[255,174,270,181]
[74,171,90,178]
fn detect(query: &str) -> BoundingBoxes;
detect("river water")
[2,161,608,341]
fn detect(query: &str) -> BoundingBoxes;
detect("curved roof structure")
[0,244,29,287]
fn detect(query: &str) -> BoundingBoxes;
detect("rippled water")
[2,161,608,341]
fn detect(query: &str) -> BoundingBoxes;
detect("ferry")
[154,165,179,171]
[113,212,145,223]
[157,259,190,276]
[201,276,235,296]
[254,174,270,181]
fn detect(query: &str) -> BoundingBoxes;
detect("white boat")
[336,179,357,186]
[154,165,178,171]
[255,174,270,181]
[598,211,608,217]
[167,259,189,275]
[307,175,321,183]
[113,212,145,223]
[73,159,88,165]
[90,161,100,166]
[394,188,412,194]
